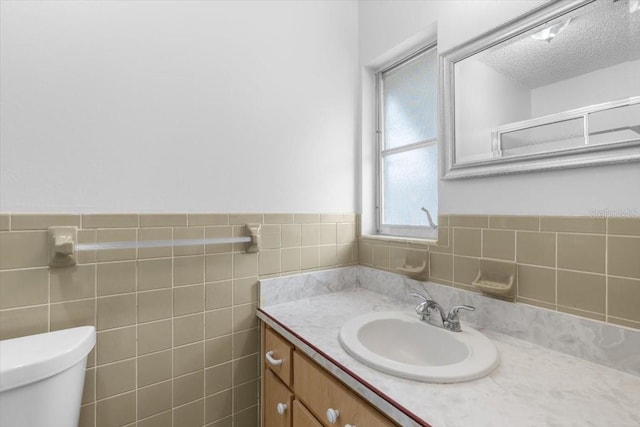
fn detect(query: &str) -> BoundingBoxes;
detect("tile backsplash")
[0,212,358,427]
[359,215,640,330]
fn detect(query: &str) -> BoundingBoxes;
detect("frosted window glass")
[383,49,438,149]
[383,145,438,226]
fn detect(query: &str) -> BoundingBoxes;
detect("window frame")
[375,42,439,240]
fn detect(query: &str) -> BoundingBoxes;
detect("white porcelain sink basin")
[338,311,499,383]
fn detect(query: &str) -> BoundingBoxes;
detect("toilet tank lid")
[0,326,96,392]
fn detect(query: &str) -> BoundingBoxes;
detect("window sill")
[361,233,438,246]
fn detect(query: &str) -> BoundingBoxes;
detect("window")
[376,44,439,239]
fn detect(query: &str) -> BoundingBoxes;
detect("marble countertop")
[257,288,640,427]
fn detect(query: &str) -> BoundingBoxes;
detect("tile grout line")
[230,245,236,423]
[171,238,176,427]
[514,229,518,299]
[605,217,609,323]
[451,227,456,285]
[555,231,558,313]
[134,248,139,426]
[93,253,98,426]
[46,265,51,333]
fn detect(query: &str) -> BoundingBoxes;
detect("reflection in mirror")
[449,0,640,171]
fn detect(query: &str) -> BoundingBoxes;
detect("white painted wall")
[0,0,358,213]
[531,59,640,116]
[359,0,640,231]
[3,1,639,219]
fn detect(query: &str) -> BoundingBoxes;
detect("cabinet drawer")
[293,352,395,427]
[264,369,293,427]
[264,326,293,387]
[292,399,323,427]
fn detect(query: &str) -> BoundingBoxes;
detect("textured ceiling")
[475,0,640,89]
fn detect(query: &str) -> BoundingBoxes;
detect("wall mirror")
[440,0,640,179]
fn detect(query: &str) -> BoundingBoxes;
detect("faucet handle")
[448,305,475,318]
[445,305,475,332]
[414,301,428,317]
[410,292,430,319]
[409,292,428,303]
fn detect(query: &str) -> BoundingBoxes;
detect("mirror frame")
[440,0,640,180]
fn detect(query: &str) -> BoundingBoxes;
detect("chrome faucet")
[410,292,475,332]
[410,292,444,322]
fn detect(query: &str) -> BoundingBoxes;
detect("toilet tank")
[0,326,96,427]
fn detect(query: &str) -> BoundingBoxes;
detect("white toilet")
[0,326,96,427]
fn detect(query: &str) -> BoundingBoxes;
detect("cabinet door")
[264,369,293,427]
[264,326,294,387]
[293,352,396,427]
[292,399,323,427]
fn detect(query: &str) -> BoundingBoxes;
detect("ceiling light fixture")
[631,0,639,14]
[530,18,572,42]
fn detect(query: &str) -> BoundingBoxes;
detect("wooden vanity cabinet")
[262,324,397,427]
[263,326,297,427]
[264,369,293,427]
[293,351,394,427]
[292,400,323,427]
[264,325,293,387]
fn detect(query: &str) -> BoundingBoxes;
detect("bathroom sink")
[338,311,499,383]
